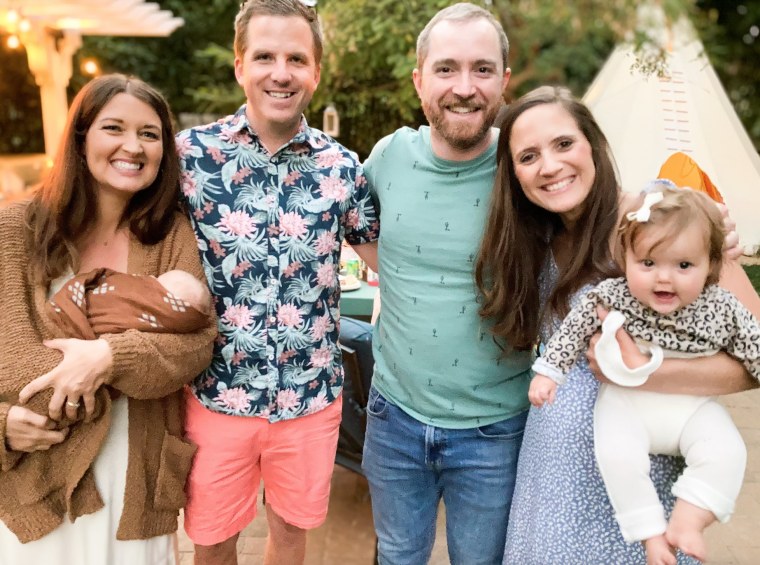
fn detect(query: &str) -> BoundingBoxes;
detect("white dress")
[0,274,175,565]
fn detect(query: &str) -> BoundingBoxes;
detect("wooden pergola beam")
[1,0,183,158]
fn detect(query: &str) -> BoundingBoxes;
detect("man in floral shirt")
[176,1,378,563]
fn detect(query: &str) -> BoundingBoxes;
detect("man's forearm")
[352,241,378,273]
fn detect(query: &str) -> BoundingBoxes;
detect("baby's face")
[625,223,710,315]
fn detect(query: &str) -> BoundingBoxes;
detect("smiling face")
[413,17,510,161]
[84,92,163,202]
[235,14,321,152]
[509,103,595,229]
[625,222,711,315]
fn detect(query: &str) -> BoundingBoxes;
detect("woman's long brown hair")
[475,86,621,351]
[25,74,181,284]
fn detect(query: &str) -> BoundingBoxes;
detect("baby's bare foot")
[666,526,707,562]
[645,535,677,565]
[666,499,715,562]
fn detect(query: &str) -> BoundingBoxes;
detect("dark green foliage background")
[1,0,758,160]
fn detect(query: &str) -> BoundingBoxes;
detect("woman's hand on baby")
[528,374,557,407]
[588,306,649,383]
[18,338,113,421]
[5,405,68,452]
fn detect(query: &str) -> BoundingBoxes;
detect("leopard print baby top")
[535,277,760,384]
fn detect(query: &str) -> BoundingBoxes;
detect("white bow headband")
[626,191,664,223]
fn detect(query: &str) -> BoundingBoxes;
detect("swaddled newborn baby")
[1,268,213,537]
[48,268,211,338]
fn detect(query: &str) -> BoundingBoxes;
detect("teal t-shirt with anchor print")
[364,126,531,429]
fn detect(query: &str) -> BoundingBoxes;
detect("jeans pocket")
[476,410,528,440]
[365,386,389,419]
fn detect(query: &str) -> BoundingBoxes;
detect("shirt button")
[270,278,277,286]
[268,352,275,360]
[269,316,276,324]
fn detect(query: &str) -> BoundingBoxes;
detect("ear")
[412,68,422,99]
[314,62,321,86]
[234,56,245,87]
[613,239,627,273]
[502,67,512,91]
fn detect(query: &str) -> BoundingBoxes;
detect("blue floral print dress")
[503,257,700,565]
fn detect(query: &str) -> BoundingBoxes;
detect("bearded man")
[360,3,532,564]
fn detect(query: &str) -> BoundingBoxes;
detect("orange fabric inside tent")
[657,152,724,203]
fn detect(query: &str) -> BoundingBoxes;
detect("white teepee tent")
[583,8,760,254]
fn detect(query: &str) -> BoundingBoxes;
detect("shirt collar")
[228,105,322,151]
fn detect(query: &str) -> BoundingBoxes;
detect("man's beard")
[422,96,500,152]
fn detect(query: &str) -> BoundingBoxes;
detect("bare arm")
[352,241,378,273]
[641,353,756,395]
[588,331,756,395]
[587,196,757,395]
[718,259,760,318]
[588,260,760,396]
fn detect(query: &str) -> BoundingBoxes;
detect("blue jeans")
[362,386,527,565]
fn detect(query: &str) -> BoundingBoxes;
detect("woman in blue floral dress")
[503,260,696,564]
[475,86,758,564]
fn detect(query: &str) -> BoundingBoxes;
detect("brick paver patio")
[177,389,760,564]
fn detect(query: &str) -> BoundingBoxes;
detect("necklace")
[89,226,127,248]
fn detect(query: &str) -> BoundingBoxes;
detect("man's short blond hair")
[234,0,322,63]
[416,2,509,70]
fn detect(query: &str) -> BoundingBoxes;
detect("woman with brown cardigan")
[0,74,216,564]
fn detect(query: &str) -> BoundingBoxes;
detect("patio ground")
[177,388,760,564]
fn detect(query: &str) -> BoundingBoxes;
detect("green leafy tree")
[71,0,241,114]
[696,1,760,150]
[311,0,628,156]
[0,1,241,154]
[3,0,759,156]
[311,0,448,157]
[0,45,44,153]
[311,0,760,157]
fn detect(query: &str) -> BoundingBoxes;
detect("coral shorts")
[182,389,342,546]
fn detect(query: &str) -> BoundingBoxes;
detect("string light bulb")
[6,9,20,26]
[81,58,100,76]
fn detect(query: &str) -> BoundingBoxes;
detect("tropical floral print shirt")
[177,106,379,422]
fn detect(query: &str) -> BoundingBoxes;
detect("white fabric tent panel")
[584,24,760,254]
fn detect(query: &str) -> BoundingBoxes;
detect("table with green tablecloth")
[340,282,377,319]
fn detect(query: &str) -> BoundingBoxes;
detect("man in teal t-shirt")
[360,4,531,564]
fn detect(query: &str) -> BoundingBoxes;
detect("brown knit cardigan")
[0,202,216,543]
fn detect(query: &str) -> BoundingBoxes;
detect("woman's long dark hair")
[25,73,181,284]
[475,86,621,350]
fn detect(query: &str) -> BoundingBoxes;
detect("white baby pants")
[594,385,746,542]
